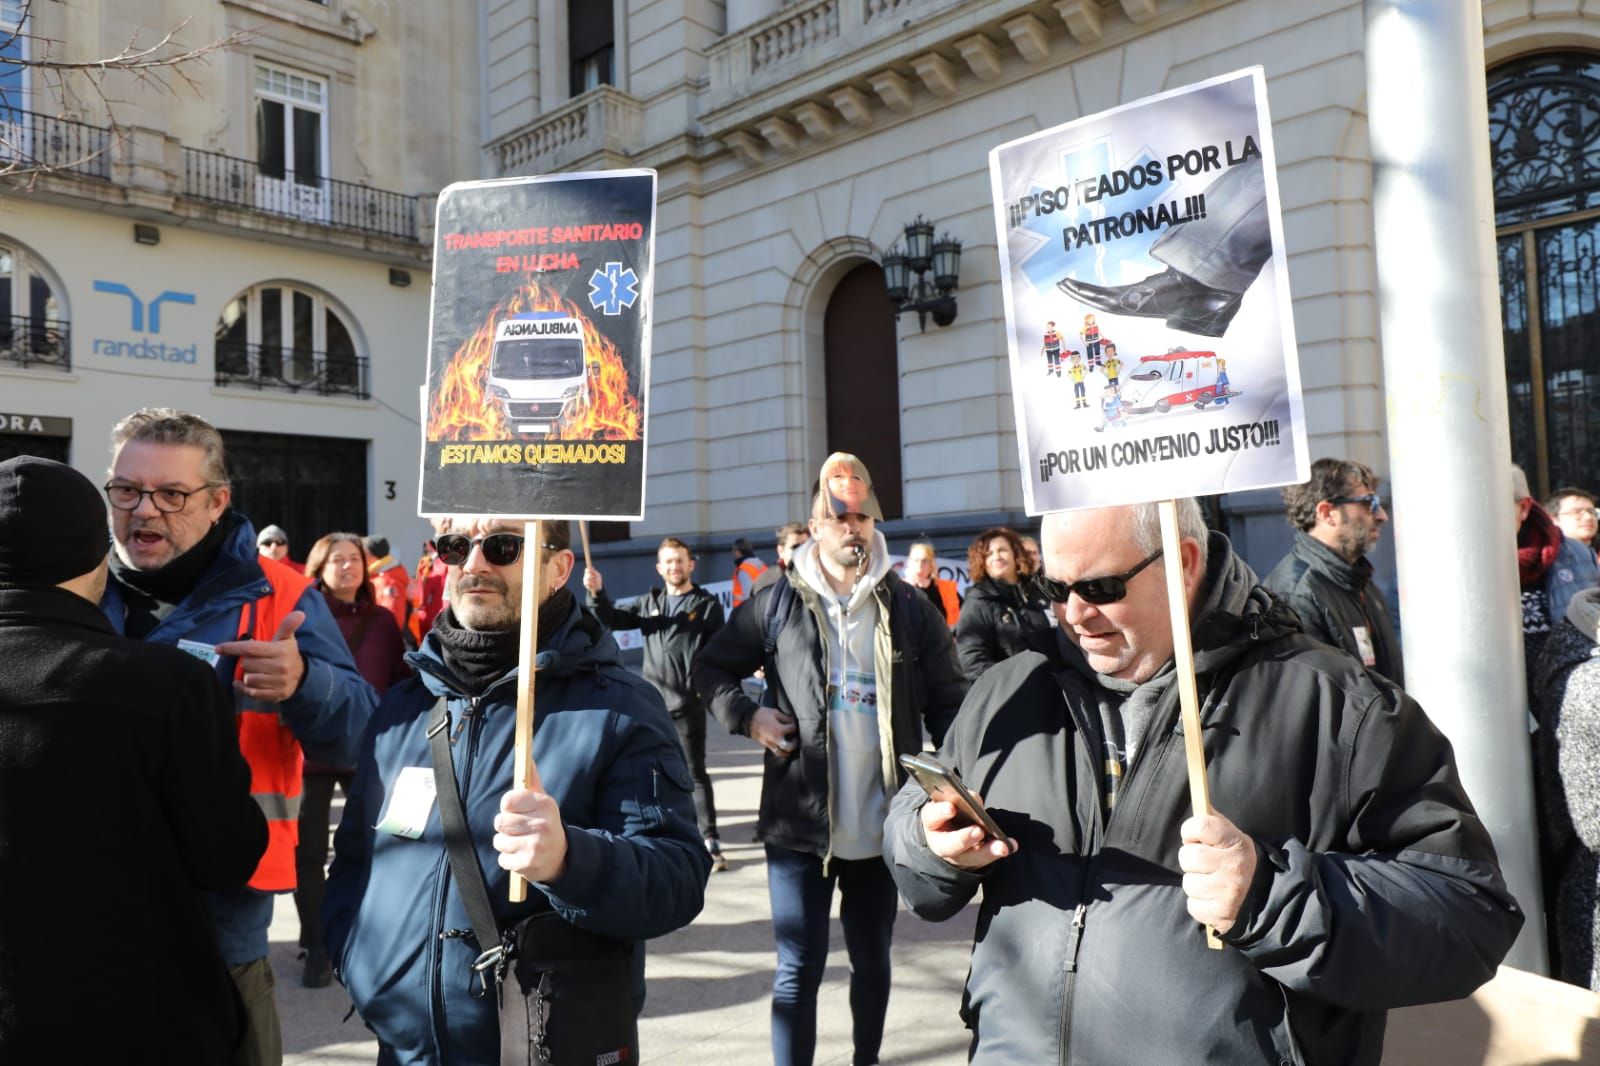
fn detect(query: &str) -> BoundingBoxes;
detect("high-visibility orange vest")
[933,578,961,628]
[236,556,313,892]
[732,557,767,607]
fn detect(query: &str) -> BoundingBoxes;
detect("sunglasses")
[259,539,286,548]
[434,532,526,567]
[1328,493,1383,515]
[1034,548,1164,606]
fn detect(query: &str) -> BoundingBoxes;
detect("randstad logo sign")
[91,281,199,364]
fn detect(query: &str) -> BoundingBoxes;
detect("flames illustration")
[427,281,642,442]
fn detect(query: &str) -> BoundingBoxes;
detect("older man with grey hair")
[884,499,1522,1065]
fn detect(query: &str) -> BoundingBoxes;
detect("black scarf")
[108,518,230,638]
[431,587,576,696]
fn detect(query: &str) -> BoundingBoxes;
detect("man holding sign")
[324,517,708,1064]
[99,408,374,1066]
[884,500,1522,1064]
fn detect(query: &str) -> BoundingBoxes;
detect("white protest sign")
[990,67,1309,514]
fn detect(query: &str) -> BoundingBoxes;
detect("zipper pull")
[454,698,478,741]
[1064,903,1088,973]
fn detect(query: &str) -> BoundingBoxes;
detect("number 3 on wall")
[385,480,396,501]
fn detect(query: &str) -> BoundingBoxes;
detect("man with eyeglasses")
[695,453,966,1066]
[1263,457,1404,685]
[1544,486,1600,622]
[884,499,1522,1064]
[324,516,708,1063]
[98,407,375,1066]
[256,525,290,563]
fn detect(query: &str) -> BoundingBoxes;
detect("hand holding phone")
[901,753,1015,868]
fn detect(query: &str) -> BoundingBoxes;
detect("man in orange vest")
[730,536,767,607]
[904,539,961,628]
[99,408,375,1066]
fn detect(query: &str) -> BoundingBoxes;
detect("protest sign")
[990,67,1307,515]
[419,170,655,520]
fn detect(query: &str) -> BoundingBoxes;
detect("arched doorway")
[822,261,903,519]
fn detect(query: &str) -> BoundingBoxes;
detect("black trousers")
[294,769,353,951]
[671,701,718,838]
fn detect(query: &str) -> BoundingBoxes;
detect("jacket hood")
[407,597,621,699]
[792,528,891,612]
[1188,532,1301,676]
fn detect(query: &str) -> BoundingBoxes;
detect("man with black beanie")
[0,455,267,1063]
[325,515,709,1062]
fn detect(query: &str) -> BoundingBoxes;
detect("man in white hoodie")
[695,453,968,1066]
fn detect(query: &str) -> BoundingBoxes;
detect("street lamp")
[882,216,961,331]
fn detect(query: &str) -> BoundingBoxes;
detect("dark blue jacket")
[323,602,710,1066]
[102,511,375,966]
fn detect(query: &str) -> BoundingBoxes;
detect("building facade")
[478,0,1600,601]
[0,0,481,561]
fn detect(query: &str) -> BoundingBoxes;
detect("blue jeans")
[765,844,898,1066]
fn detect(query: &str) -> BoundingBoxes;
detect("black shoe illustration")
[1057,268,1244,338]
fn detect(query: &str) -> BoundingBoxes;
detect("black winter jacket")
[886,537,1520,1065]
[0,587,267,1064]
[694,558,967,858]
[953,577,1058,680]
[587,583,724,711]
[1263,531,1404,686]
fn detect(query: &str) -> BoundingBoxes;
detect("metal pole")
[1365,0,1546,971]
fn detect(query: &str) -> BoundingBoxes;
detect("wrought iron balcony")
[0,315,71,372]
[0,107,112,179]
[215,343,370,399]
[183,147,419,241]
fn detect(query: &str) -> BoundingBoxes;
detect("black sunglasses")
[259,539,286,548]
[1034,548,1164,606]
[1328,493,1383,515]
[435,532,526,567]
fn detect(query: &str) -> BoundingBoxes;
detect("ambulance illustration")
[1118,348,1241,415]
[485,312,590,434]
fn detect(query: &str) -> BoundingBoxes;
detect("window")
[214,281,364,397]
[254,63,328,222]
[1490,54,1600,497]
[568,1,614,98]
[823,262,903,519]
[0,237,67,371]
[0,1,28,160]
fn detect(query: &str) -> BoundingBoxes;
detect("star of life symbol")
[588,262,639,316]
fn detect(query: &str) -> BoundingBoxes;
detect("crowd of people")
[0,407,1553,1065]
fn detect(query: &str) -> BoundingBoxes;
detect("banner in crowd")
[418,170,656,519]
[990,67,1308,513]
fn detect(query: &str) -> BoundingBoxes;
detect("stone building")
[0,0,480,560]
[479,0,1600,602]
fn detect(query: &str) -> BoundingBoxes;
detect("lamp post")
[882,215,961,331]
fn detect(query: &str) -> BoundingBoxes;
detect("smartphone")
[899,752,1006,842]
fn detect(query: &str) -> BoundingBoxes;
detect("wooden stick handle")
[1157,499,1222,951]
[509,518,544,903]
[579,519,592,574]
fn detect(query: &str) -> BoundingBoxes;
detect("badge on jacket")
[375,766,437,839]
[1352,625,1377,667]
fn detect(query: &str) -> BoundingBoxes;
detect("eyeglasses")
[1559,507,1600,519]
[1034,548,1163,606]
[103,481,220,513]
[259,539,286,548]
[1328,493,1384,515]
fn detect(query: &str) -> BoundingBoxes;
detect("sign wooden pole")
[1157,499,1222,950]
[509,518,545,903]
[579,519,592,573]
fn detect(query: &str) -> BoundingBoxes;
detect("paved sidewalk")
[279,719,977,1064]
